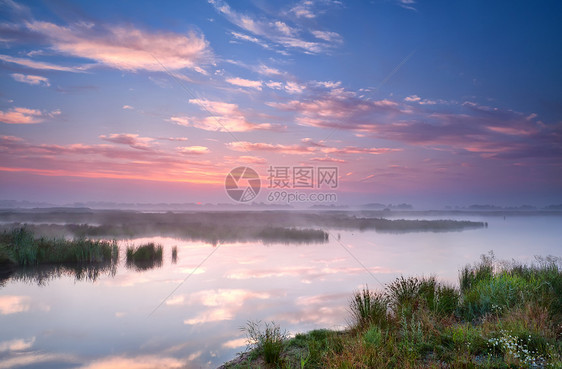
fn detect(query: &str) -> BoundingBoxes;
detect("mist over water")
[0,210,560,368]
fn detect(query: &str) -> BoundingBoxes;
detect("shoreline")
[217,254,562,368]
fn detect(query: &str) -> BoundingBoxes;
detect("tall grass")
[459,253,562,323]
[223,253,562,369]
[171,246,178,264]
[349,286,388,329]
[125,243,163,270]
[0,227,118,266]
[242,321,287,365]
[459,251,496,293]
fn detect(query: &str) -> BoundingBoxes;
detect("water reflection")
[0,262,117,286]
[126,259,163,271]
[0,215,557,369]
[74,355,185,369]
[0,295,31,315]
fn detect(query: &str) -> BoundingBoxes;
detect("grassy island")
[0,227,118,266]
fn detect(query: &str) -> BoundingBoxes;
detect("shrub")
[459,251,495,293]
[398,312,425,359]
[434,284,460,317]
[462,272,530,320]
[126,243,162,261]
[243,321,287,364]
[443,323,487,355]
[126,243,163,270]
[363,325,382,348]
[349,286,388,329]
[387,276,422,318]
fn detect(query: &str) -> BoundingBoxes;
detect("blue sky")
[0,0,561,207]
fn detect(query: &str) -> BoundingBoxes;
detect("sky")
[0,0,561,208]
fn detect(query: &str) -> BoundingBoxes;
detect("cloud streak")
[0,54,83,72]
[171,99,281,132]
[11,73,50,86]
[24,21,213,72]
[0,107,60,124]
[225,77,262,89]
[227,139,398,156]
[0,135,226,185]
[209,0,341,54]
[99,133,155,150]
[267,83,561,160]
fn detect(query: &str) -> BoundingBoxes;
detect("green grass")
[221,253,562,369]
[349,286,388,329]
[242,321,288,365]
[363,325,382,348]
[0,227,118,266]
[125,242,163,270]
[171,246,178,264]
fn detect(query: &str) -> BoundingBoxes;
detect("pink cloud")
[10,73,50,86]
[227,139,399,157]
[178,146,210,155]
[0,54,83,72]
[228,141,315,154]
[255,64,282,76]
[225,77,262,89]
[486,125,535,136]
[290,1,316,18]
[311,30,343,43]
[404,95,421,102]
[171,99,281,132]
[230,31,271,50]
[25,21,213,72]
[99,133,155,150]
[268,87,561,160]
[269,90,403,131]
[224,155,267,164]
[321,147,401,155]
[158,137,188,142]
[0,136,227,185]
[309,157,346,163]
[0,107,59,124]
[285,81,306,94]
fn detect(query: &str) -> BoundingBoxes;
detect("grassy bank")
[221,254,562,368]
[0,227,118,266]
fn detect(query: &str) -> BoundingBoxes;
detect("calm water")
[0,215,561,369]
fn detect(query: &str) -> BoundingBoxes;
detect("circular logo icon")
[225,166,261,202]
